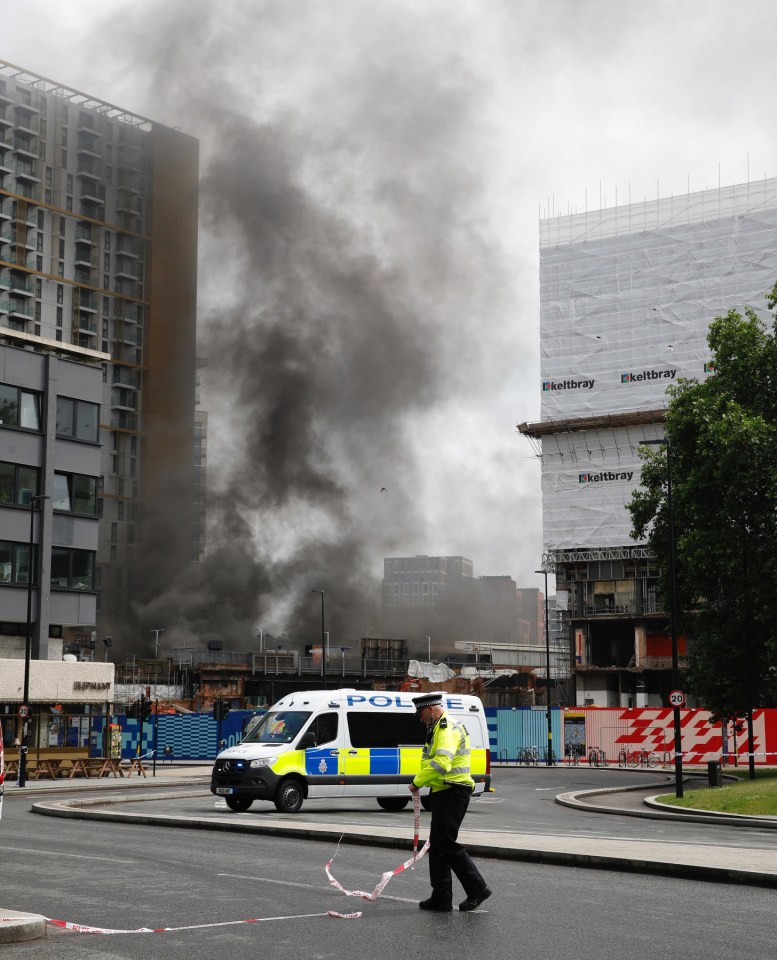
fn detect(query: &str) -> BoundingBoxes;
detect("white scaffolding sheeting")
[537,179,777,550]
[539,190,777,421]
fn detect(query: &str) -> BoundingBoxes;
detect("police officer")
[409,691,492,912]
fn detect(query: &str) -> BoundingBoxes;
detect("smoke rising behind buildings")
[116,3,531,653]
[9,0,773,654]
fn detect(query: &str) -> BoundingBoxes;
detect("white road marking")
[3,846,137,863]
[217,873,417,904]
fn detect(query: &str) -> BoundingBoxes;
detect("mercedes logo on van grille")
[224,761,232,771]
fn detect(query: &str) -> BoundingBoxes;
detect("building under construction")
[519,178,777,706]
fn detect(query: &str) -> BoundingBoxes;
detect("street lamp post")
[312,590,326,689]
[151,628,166,659]
[535,568,554,766]
[20,494,49,789]
[641,437,683,799]
[423,636,431,662]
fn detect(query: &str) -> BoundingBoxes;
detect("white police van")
[210,688,492,813]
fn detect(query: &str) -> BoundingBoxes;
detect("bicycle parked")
[587,746,607,766]
[618,747,658,768]
[517,746,540,765]
[564,743,583,765]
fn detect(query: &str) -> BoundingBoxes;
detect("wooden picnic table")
[121,757,148,778]
[31,758,64,779]
[3,758,64,779]
[59,757,124,779]
[86,757,123,777]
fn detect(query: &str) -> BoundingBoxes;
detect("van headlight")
[249,758,272,768]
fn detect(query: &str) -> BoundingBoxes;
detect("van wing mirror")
[299,731,317,750]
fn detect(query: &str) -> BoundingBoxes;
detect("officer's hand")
[408,783,419,794]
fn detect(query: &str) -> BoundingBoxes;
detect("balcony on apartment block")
[14,161,39,183]
[74,289,98,312]
[0,298,34,320]
[7,271,34,296]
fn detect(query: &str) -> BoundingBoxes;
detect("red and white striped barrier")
[326,791,429,904]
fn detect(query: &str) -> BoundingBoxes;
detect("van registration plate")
[216,787,234,795]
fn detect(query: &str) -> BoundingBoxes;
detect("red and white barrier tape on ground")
[6,791,428,932]
[8,912,337,934]
[325,790,429,915]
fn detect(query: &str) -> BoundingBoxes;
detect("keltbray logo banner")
[621,369,676,383]
[542,378,595,391]
[579,470,634,484]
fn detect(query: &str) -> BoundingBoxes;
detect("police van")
[210,688,492,813]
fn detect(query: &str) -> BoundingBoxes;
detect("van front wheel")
[274,778,304,813]
[377,797,409,812]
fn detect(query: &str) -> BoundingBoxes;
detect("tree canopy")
[628,284,777,719]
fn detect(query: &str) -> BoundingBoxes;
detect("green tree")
[629,290,777,724]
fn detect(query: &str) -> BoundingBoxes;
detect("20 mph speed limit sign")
[668,690,685,707]
[18,704,31,718]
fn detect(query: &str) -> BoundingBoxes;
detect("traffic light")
[142,700,153,722]
[213,699,230,721]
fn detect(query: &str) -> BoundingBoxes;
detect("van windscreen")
[243,710,312,744]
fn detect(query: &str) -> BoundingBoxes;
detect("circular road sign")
[18,704,31,718]
[668,689,686,707]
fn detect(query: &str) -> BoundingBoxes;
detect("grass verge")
[656,768,777,815]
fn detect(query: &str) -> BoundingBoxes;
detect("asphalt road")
[2,767,776,959]
[64,765,777,852]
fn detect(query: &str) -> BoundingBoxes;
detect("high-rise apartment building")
[0,60,198,656]
[520,178,777,706]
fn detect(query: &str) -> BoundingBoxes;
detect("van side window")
[347,712,426,748]
[310,712,338,746]
[394,714,427,746]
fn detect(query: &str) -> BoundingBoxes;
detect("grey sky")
[4,1,776,644]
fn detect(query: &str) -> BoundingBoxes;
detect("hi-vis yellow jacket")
[412,710,475,793]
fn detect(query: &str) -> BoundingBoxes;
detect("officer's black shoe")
[419,898,453,912]
[459,887,492,912]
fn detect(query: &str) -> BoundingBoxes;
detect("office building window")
[0,541,36,586]
[0,462,40,506]
[55,397,99,443]
[52,472,98,515]
[50,548,95,590]
[0,384,42,431]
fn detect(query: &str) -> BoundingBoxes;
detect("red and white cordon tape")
[325,791,429,918]
[1,912,336,934]
[5,791,428,932]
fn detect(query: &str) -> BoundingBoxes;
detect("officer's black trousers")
[427,786,486,905]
